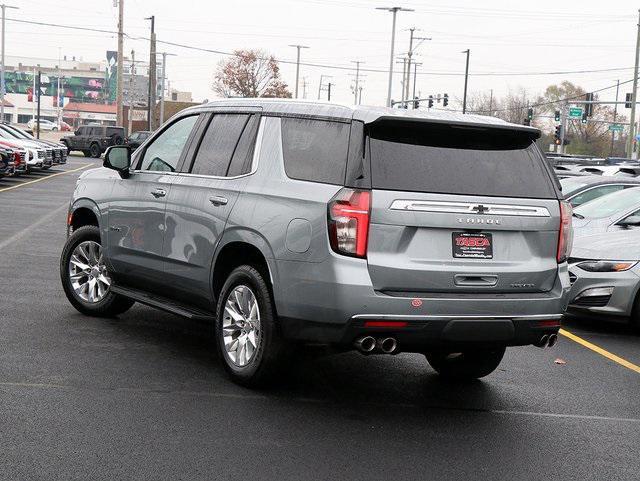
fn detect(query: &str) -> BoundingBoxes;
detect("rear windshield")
[368,120,556,198]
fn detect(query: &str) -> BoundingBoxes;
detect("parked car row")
[0,123,67,178]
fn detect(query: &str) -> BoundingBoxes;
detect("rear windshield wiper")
[572,212,585,219]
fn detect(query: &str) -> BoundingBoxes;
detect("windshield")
[573,186,640,219]
[560,177,588,196]
[368,120,556,198]
[3,126,32,139]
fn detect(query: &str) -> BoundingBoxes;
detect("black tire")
[89,143,102,158]
[52,127,58,131]
[82,150,91,157]
[60,225,134,317]
[426,347,506,381]
[113,135,124,145]
[215,265,288,387]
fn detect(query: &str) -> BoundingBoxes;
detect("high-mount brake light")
[327,188,371,258]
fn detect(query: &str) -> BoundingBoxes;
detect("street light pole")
[116,0,124,127]
[377,6,414,107]
[628,9,640,158]
[145,15,156,131]
[157,52,175,126]
[289,44,309,99]
[351,60,363,105]
[462,49,470,114]
[611,79,620,157]
[0,4,18,123]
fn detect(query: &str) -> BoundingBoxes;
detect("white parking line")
[0,204,67,250]
[0,163,91,193]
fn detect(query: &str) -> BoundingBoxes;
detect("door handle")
[151,188,167,198]
[209,196,228,206]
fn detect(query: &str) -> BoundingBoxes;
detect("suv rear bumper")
[274,257,571,349]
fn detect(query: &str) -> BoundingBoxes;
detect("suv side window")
[191,114,250,177]
[281,117,349,185]
[139,115,198,172]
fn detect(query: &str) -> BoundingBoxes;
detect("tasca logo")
[457,218,501,225]
[455,236,490,247]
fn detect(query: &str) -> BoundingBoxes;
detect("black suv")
[61,125,125,158]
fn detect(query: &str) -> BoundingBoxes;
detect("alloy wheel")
[68,240,111,303]
[222,285,261,367]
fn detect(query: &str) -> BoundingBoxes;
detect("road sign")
[568,107,583,119]
[609,124,624,132]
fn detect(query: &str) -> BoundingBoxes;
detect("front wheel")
[215,265,288,387]
[60,225,134,317]
[426,347,506,381]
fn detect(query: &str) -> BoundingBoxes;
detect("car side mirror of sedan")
[104,145,131,178]
[618,215,640,228]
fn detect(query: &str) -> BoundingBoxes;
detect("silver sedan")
[567,229,640,330]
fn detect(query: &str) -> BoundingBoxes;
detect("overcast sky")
[5,0,638,108]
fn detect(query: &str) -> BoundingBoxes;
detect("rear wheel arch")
[211,240,275,304]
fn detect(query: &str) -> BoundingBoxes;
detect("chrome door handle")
[151,188,166,198]
[209,196,228,206]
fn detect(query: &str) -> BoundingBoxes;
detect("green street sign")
[609,124,624,132]
[569,107,583,119]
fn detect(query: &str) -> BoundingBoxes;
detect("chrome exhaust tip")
[378,337,398,354]
[354,336,376,353]
[547,333,558,348]
[535,334,549,348]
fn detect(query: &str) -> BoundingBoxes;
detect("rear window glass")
[282,118,349,185]
[368,120,556,198]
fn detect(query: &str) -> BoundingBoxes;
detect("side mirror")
[103,145,131,178]
[618,215,640,228]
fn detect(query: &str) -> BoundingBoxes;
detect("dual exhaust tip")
[354,336,398,354]
[535,333,558,349]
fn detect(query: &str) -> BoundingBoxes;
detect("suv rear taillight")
[328,188,371,258]
[557,200,573,263]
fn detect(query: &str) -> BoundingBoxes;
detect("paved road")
[1,156,639,481]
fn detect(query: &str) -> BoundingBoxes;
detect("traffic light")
[626,93,633,109]
[584,93,594,117]
[527,108,533,121]
[413,97,419,109]
[428,95,434,108]
[554,125,562,145]
[443,93,449,107]
[554,110,561,122]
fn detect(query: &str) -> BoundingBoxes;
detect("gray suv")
[60,100,573,386]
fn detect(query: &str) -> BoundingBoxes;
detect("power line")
[4,17,636,78]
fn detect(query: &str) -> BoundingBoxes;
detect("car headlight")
[577,261,637,272]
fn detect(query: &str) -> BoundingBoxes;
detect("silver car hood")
[571,229,640,261]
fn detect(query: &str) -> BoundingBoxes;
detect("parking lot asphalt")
[0,155,639,481]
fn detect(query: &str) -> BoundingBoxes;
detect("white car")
[27,119,60,131]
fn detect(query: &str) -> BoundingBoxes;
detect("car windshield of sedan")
[574,186,640,219]
[560,177,588,196]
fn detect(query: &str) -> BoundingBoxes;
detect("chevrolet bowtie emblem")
[472,204,489,214]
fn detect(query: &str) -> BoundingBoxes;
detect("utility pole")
[628,9,640,158]
[358,86,363,105]
[318,75,332,100]
[145,15,156,131]
[128,49,135,135]
[351,60,363,105]
[462,49,470,114]
[302,77,308,99]
[36,71,41,138]
[377,6,414,107]
[57,47,61,122]
[0,4,18,123]
[405,28,415,102]
[560,102,568,154]
[611,79,620,157]
[412,62,422,105]
[396,57,407,103]
[157,52,175,126]
[327,82,332,101]
[289,44,309,99]
[116,0,124,127]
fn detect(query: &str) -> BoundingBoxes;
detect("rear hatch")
[365,119,561,295]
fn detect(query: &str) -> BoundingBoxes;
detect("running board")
[111,285,216,322]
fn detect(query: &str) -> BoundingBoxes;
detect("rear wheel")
[60,225,134,317]
[215,265,288,387]
[89,143,101,158]
[426,347,506,380]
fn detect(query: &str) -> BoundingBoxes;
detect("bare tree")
[213,49,292,98]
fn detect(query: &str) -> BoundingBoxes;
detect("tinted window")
[227,115,260,177]
[570,185,625,207]
[191,114,249,177]
[368,120,556,198]
[281,118,349,185]
[139,115,198,172]
[107,127,123,137]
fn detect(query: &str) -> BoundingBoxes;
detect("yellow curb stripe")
[0,163,92,193]
[559,328,640,374]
